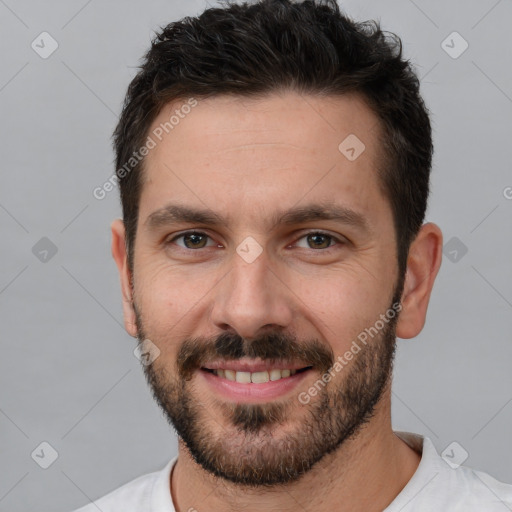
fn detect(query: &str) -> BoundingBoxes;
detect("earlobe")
[111,218,138,338]
[396,222,443,339]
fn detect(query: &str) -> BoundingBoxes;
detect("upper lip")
[201,359,312,373]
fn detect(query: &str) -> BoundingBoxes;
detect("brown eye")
[306,233,332,249]
[295,231,342,250]
[183,233,208,248]
[168,231,214,249]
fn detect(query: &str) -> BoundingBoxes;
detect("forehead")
[139,91,391,233]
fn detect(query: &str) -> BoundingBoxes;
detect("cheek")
[135,261,218,332]
[293,265,392,347]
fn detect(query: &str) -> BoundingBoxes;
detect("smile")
[203,367,311,383]
[199,362,314,401]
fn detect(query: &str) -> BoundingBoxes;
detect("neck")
[170,386,421,512]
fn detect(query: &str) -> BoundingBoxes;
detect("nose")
[209,248,294,340]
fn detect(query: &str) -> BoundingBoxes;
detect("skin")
[111,91,443,512]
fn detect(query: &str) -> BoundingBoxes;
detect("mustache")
[177,330,335,380]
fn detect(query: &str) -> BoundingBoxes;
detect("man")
[74,0,512,510]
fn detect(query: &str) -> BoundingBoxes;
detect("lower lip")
[199,368,312,402]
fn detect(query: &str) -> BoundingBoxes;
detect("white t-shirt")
[71,431,512,511]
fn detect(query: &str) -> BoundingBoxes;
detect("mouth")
[199,361,314,401]
[201,366,313,383]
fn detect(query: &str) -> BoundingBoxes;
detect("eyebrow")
[144,201,372,235]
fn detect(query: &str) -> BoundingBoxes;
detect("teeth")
[213,368,303,382]
[224,369,236,381]
[235,371,251,383]
[269,369,282,381]
[251,371,269,383]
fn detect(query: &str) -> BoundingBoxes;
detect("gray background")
[1,0,511,511]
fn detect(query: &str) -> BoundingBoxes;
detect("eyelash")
[166,230,345,252]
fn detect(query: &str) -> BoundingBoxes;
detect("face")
[124,91,405,485]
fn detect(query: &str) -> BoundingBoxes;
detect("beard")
[134,281,403,488]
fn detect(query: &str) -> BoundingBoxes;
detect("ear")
[396,222,443,339]
[111,218,138,337]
